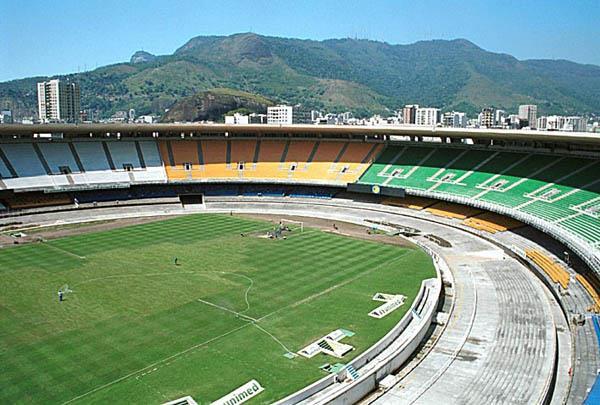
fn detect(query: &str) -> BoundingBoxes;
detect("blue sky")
[1,0,599,82]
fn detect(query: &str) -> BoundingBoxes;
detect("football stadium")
[1,123,600,404]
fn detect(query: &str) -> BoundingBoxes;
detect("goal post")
[280,219,303,232]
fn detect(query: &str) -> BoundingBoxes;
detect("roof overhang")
[0,123,598,145]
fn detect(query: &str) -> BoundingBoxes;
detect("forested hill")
[2,32,599,119]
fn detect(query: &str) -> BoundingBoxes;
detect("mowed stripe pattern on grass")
[0,214,434,404]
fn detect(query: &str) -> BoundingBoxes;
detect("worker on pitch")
[58,290,64,302]
[173,257,180,266]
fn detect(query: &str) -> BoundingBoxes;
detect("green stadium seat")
[357,144,600,249]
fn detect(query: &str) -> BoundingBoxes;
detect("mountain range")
[1,32,599,120]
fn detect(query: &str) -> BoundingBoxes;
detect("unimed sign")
[212,380,264,405]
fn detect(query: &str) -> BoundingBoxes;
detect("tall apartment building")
[518,104,537,129]
[37,79,81,123]
[494,109,506,127]
[402,104,419,124]
[267,105,293,125]
[565,116,585,132]
[415,107,440,126]
[479,108,494,128]
[442,111,467,128]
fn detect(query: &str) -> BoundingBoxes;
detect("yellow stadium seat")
[526,249,570,289]
[576,274,600,312]
[425,202,481,220]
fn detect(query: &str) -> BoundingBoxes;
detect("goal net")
[280,219,304,232]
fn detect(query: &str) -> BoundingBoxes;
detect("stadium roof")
[0,123,599,145]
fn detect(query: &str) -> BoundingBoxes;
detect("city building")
[402,105,419,124]
[565,116,585,132]
[518,104,537,129]
[442,111,467,128]
[0,110,13,124]
[292,105,311,124]
[415,107,440,126]
[467,118,480,128]
[267,105,293,125]
[37,79,81,123]
[314,111,356,125]
[310,110,322,122]
[109,111,128,122]
[507,114,521,129]
[224,113,249,125]
[537,115,585,132]
[479,108,494,128]
[249,113,267,124]
[494,109,506,127]
[134,115,157,124]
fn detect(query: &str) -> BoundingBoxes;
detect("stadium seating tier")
[358,144,600,251]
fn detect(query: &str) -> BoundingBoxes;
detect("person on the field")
[58,290,63,302]
[174,257,179,266]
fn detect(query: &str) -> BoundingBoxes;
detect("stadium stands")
[463,212,523,234]
[244,140,287,179]
[159,139,380,184]
[3,192,73,210]
[38,142,81,174]
[1,143,48,177]
[358,144,600,257]
[425,201,481,219]
[576,274,600,312]
[0,140,166,190]
[382,196,436,210]
[525,249,570,289]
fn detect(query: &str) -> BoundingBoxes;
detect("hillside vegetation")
[161,88,273,122]
[1,33,599,119]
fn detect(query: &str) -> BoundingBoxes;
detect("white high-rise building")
[495,109,506,127]
[267,105,293,125]
[225,113,249,125]
[518,104,537,129]
[37,79,81,123]
[479,108,495,128]
[564,116,585,132]
[415,107,440,126]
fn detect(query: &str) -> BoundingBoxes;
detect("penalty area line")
[60,323,252,405]
[196,298,296,355]
[197,298,258,322]
[197,299,296,356]
[40,242,86,260]
[252,322,296,355]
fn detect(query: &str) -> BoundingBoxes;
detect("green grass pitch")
[0,214,435,404]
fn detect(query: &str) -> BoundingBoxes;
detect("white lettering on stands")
[212,380,264,405]
[368,293,406,319]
